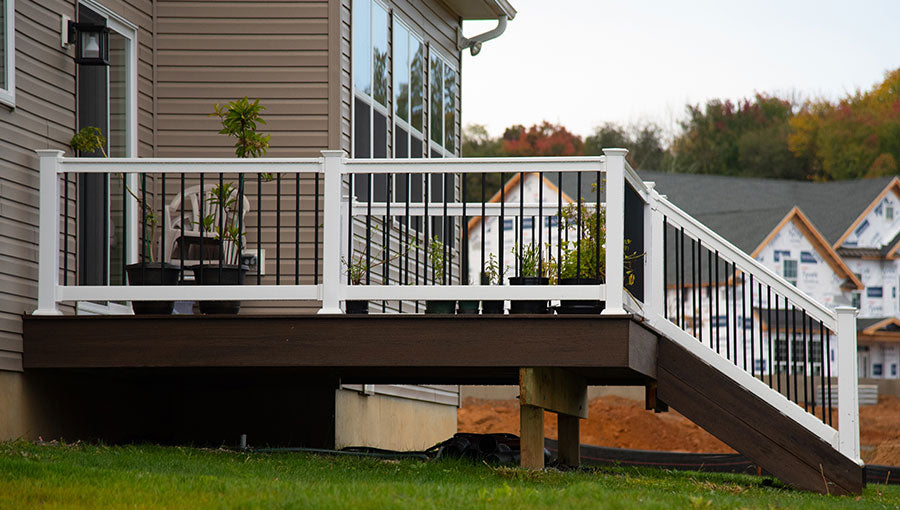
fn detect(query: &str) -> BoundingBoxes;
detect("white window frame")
[391,16,425,159]
[0,0,15,108]
[76,0,138,315]
[783,258,798,285]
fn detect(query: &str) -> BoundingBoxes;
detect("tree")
[668,94,807,179]
[501,121,583,156]
[461,124,504,201]
[584,123,667,170]
[789,68,900,180]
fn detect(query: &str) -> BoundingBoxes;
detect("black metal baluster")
[276,173,282,285]
[576,172,582,280]
[443,174,449,286]
[803,311,810,413]
[538,171,543,278]
[715,252,720,354]
[824,324,832,426]
[385,172,391,311]
[365,173,372,285]
[347,175,353,285]
[122,173,127,285]
[742,272,747,370]
[425,174,430,283]
[775,294,781,393]
[724,261,730,361]
[677,227,683,329]
[595,170,601,281]
[462,174,468,288]
[557,171,562,284]
[499,172,505,283]
[296,173,301,285]
[692,238,698,339]
[199,173,205,268]
[480,173,486,282]
[64,173,69,286]
[708,249,713,349]
[180,173,186,282]
[519,171,525,278]
[256,173,261,285]
[792,305,799,404]
[732,264,738,365]
[767,286,773,388]
[663,217,668,322]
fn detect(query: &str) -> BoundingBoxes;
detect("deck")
[23,314,657,385]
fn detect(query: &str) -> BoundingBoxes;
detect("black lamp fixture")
[67,20,110,66]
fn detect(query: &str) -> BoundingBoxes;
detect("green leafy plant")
[552,198,642,286]
[69,127,160,262]
[342,235,414,285]
[481,253,508,285]
[200,181,245,265]
[211,97,271,159]
[514,242,550,278]
[428,236,446,283]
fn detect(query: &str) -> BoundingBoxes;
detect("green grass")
[0,441,897,509]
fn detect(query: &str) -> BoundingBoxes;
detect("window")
[887,204,894,221]
[892,364,897,377]
[0,0,14,107]
[352,0,388,160]
[503,219,513,231]
[783,259,798,285]
[851,292,861,309]
[873,363,883,377]
[429,51,458,158]
[868,287,884,298]
[800,251,817,264]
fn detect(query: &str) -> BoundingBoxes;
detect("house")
[0,0,516,448]
[2,2,867,493]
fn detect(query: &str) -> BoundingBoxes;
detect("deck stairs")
[636,189,864,495]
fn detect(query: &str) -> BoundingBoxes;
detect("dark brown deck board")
[23,315,658,385]
[657,336,863,495]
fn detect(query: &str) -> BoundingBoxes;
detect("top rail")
[56,157,324,174]
[652,190,836,331]
[345,156,606,174]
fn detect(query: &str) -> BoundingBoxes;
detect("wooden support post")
[557,414,580,468]
[519,367,587,470]
[520,404,545,469]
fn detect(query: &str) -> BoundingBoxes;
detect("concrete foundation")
[334,389,457,451]
[460,385,646,402]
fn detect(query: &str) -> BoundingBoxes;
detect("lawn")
[0,441,896,509]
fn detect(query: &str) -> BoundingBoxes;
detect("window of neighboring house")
[783,259,798,285]
[873,363,883,377]
[892,363,898,377]
[0,0,14,107]
[867,287,883,298]
[887,203,894,221]
[851,292,861,309]
[352,0,389,203]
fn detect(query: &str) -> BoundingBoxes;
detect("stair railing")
[641,184,860,463]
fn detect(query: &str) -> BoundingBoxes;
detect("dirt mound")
[458,396,733,454]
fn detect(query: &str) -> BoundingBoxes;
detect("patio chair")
[162,183,251,266]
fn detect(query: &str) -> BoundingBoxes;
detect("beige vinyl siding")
[0,0,153,372]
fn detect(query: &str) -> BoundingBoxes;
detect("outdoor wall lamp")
[60,15,110,66]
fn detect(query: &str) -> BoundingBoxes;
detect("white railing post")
[318,150,345,314]
[645,187,664,318]
[602,148,628,315]
[34,150,64,316]
[835,306,861,462]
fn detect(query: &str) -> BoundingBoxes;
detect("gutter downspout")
[458,15,508,56]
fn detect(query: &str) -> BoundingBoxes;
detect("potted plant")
[480,253,507,314]
[508,242,550,314]
[425,236,456,314]
[342,235,414,314]
[456,275,480,315]
[554,200,641,314]
[191,98,271,314]
[70,127,180,315]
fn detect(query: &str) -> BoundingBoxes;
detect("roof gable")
[467,172,575,232]
[834,177,900,250]
[752,207,863,290]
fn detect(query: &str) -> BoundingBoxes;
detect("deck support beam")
[519,367,587,470]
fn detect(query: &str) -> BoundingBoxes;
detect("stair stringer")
[648,317,863,495]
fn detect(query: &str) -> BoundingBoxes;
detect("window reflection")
[429,55,442,145]
[372,3,388,107]
[352,0,371,95]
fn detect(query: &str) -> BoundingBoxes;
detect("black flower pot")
[457,300,479,315]
[190,264,248,314]
[345,300,369,314]
[558,277,605,314]
[508,276,550,314]
[425,300,456,314]
[480,275,504,314]
[126,262,180,315]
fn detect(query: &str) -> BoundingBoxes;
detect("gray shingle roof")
[550,171,892,254]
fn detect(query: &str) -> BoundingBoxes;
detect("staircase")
[636,185,864,494]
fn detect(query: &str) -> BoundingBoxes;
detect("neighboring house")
[0,0,516,447]
[468,169,900,381]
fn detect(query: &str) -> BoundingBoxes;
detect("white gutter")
[458,15,508,56]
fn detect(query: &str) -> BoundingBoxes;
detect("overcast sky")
[460,0,900,139]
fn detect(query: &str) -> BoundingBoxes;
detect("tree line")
[463,67,900,188]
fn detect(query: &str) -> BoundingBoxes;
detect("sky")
[460,0,900,140]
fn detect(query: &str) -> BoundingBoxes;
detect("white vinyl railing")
[34,149,636,316]
[642,185,860,463]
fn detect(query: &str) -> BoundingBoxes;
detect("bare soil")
[458,394,900,464]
